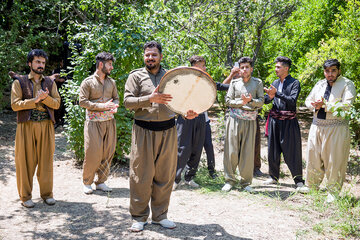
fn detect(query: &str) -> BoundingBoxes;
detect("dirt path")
[0,111,358,240]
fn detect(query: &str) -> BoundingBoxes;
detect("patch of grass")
[300,187,360,239]
[194,165,225,193]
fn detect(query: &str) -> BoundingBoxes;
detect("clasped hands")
[264,85,277,99]
[103,99,119,113]
[34,88,50,103]
[149,85,198,119]
[311,97,324,110]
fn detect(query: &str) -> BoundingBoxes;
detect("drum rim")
[159,66,216,90]
[159,66,217,115]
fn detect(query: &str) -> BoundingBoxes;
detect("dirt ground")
[0,110,359,240]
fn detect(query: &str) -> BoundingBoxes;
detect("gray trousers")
[223,116,256,186]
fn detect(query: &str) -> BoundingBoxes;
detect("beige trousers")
[15,120,55,202]
[129,124,177,222]
[305,124,351,191]
[223,116,256,186]
[83,118,116,185]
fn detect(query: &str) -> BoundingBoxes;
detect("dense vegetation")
[1,0,359,161]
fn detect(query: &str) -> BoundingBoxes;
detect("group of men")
[10,42,356,232]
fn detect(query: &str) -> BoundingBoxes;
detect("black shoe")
[253,168,264,177]
[209,171,218,179]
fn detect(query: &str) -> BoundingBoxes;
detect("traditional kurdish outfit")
[79,73,119,186]
[305,75,356,191]
[264,75,304,184]
[124,67,177,222]
[11,72,60,202]
[223,77,264,186]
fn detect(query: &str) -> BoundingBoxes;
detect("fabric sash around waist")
[134,118,175,131]
[312,117,348,127]
[230,108,257,121]
[269,109,296,120]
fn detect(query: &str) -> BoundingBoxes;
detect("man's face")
[144,47,162,70]
[324,65,340,83]
[193,61,206,72]
[275,62,288,79]
[239,62,253,79]
[101,60,114,76]
[28,56,46,75]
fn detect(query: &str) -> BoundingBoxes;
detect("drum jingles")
[158,67,217,116]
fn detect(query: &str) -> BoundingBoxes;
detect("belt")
[134,118,175,131]
[30,110,50,122]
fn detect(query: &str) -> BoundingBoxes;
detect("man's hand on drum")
[184,110,198,120]
[149,85,173,104]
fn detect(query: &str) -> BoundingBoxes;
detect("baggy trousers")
[305,124,350,191]
[267,117,303,183]
[83,118,116,185]
[204,120,216,173]
[129,124,177,222]
[175,114,206,184]
[15,120,55,202]
[223,116,256,186]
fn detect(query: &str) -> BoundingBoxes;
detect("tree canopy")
[1,0,359,161]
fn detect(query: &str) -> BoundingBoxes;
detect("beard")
[327,73,341,84]
[31,67,44,75]
[145,60,158,70]
[101,66,111,77]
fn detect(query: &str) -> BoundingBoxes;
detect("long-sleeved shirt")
[226,77,264,110]
[305,75,356,120]
[124,67,175,121]
[11,72,60,112]
[79,73,119,111]
[264,75,300,112]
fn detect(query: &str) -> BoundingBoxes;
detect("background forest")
[1,0,359,161]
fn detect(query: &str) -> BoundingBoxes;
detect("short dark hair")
[27,49,48,63]
[189,55,206,66]
[143,41,162,54]
[275,56,292,69]
[95,52,115,68]
[323,59,340,70]
[238,57,253,67]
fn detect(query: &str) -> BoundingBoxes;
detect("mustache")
[37,67,44,70]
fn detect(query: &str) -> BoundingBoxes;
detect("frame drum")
[159,67,217,116]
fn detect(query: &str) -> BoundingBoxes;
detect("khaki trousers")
[129,124,177,222]
[83,118,116,185]
[15,120,55,202]
[223,116,256,186]
[305,124,350,191]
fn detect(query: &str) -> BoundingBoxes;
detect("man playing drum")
[124,41,197,232]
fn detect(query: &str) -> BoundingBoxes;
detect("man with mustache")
[124,41,198,232]
[11,49,60,208]
[305,59,356,202]
[79,52,119,194]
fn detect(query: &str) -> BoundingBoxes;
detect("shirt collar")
[28,72,44,82]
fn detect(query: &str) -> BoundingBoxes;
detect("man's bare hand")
[149,85,172,104]
[311,98,324,110]
[103,99,119,111]
[35,88,49,103]
[241,93,252,104]
[230,66,240,77]
[184,110,198,119]
[264,85,277,99]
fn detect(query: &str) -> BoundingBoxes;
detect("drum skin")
[159,66,217,116]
